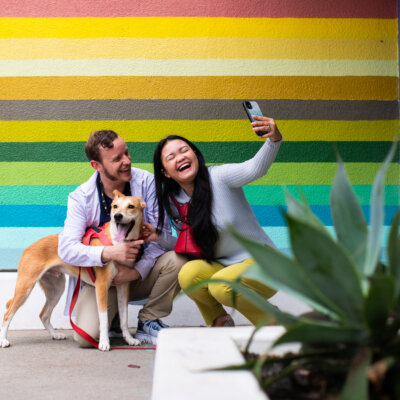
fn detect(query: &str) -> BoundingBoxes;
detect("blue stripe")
[0,225,393,270]
[0,205,67,227]
[0,205,398,227]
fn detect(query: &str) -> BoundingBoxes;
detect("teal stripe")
[0,185,78,205]
[0,142,397,163]
[0,184,398,206]
[244,185,400,205]
[264,226,393,249]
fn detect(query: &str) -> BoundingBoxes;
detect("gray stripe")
[0,99,397,120]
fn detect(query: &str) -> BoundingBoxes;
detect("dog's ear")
[137,197,146,209]
[113,189,123,198]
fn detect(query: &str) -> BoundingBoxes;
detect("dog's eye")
[113,204,118,209]
[128,205,135,209]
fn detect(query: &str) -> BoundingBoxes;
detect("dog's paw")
[125,336,141,346]
[0,338,10,348]
[52,332,67,340]
[98,339,110,352]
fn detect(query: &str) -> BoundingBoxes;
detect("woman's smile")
[161,139,199,195]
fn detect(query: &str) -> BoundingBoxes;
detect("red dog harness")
[82,225,113,283]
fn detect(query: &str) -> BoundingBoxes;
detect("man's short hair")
[85,130,119,162]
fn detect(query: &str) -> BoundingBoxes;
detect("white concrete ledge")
[152,326,300,400]
[0,272,310,330]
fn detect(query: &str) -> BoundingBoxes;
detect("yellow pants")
[178,258,276,325]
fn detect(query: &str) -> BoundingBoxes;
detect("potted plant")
[222,143,400,399]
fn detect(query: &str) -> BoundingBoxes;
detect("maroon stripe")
[0,0,396,18]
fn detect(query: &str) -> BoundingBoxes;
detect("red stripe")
[0,0,396,18]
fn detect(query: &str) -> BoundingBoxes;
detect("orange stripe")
[0,76,396,100]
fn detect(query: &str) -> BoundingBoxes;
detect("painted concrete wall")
[0,0,398,328]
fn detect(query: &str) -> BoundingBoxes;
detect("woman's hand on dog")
[102,239,144,264]
[141,222,159,242]
[112,263,141,286]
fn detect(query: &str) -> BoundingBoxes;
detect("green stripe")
[0,141,397,163]
[0,163,398,185]
[0,184,398,206]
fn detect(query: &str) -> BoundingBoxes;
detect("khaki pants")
[73,251,187,347]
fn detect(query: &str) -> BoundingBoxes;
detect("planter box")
[152,326,299,400]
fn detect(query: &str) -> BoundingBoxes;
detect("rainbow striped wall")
[0,0,398,270]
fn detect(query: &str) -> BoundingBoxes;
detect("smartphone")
[242,100,266,136]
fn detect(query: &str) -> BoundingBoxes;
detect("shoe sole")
[135,331,157,345]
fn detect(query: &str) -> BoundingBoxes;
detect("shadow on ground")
[0,330,155,400]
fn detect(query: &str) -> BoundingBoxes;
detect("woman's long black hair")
[153,135,218,262]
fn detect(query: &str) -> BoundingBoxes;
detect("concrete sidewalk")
[0,330,155,400]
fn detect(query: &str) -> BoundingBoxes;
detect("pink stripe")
[0,0,396,18]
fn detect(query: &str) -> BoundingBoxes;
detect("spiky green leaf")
[230,228,344,320]
[340,347,371,400]
[364,141,398,276]
[285,190,330,235]
[286,214,364,323]
[330,153,368,273]
[364,274,395,332]
[274,321,366,347]
[388,208,400,297]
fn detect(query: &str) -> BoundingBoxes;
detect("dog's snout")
[114,213,123,222]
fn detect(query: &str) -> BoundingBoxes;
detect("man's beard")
[102,165,131,182]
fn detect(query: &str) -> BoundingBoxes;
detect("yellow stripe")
[0,18,396,39]
[0,120,396,142]
[0,76,396,100]
[0,37,396,60]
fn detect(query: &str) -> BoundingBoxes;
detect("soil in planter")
[247,353,346,400]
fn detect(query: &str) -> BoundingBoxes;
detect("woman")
[144,115,282,327]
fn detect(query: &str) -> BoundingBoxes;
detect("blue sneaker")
[135,319,168,345]
[139,319,168,337]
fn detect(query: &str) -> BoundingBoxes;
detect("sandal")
[212,313,235,327]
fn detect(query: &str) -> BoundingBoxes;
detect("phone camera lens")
[245,101,252,109]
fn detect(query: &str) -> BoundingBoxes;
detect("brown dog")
[0,190,146,351]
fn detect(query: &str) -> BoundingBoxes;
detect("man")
[58,130,187,346]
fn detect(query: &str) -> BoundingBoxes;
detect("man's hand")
[101,239,144,264]
[112,262,141,286]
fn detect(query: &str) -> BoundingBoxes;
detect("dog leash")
[69,226,156,350]
[69,267,156,351]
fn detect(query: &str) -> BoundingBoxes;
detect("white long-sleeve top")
[158,138,281,265]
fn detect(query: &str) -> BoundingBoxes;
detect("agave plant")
[224,143,400,399]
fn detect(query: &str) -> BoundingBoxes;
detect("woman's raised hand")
[251,115,282,142]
